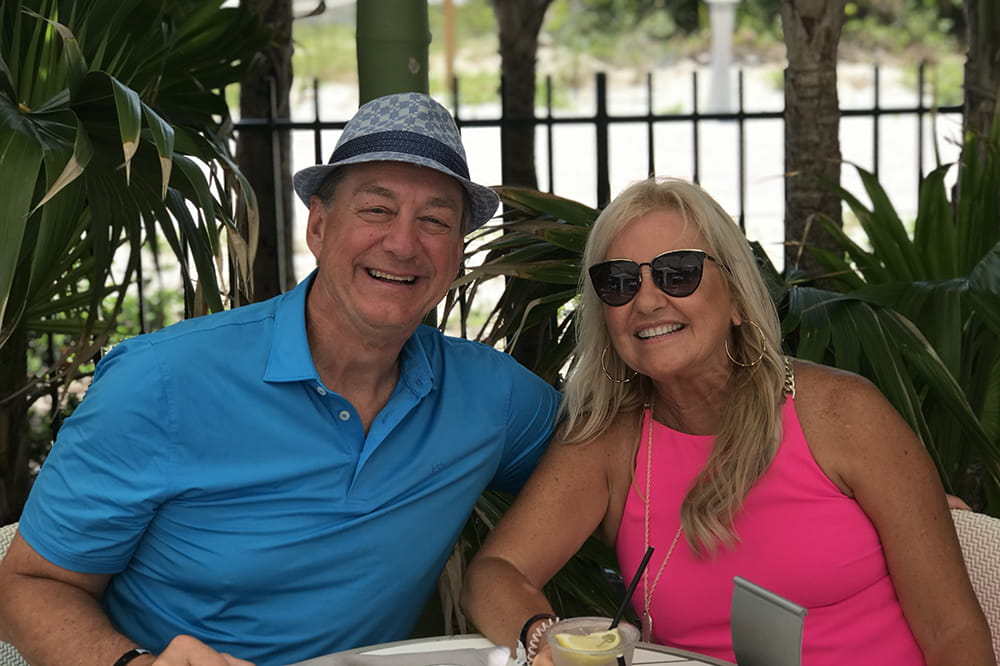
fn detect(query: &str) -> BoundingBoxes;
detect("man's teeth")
[368,269,416,284]
[637,323,683,339]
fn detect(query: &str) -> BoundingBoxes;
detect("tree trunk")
[239,0,295,302]
[490,0,554,371]
[0,329,30,525]
[491,0,551,191]
[963,0,1000,143]
[357,0,430,104]
[780,0,845,278]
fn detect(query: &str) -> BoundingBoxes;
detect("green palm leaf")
[0,0,271,522]
[912,164,957,277]
[794,122,1000,514]
[0,98,43,329]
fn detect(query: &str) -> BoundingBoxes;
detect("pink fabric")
[616,398,925,665]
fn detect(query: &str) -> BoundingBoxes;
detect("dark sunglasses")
[588,249,723,306]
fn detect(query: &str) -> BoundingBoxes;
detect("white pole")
[707,0,740,112]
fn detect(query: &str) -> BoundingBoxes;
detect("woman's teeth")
[637,323,683,339]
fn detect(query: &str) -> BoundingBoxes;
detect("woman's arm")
[461,413,636,659]
[795,362,995,666]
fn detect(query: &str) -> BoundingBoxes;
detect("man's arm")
[0,533,251,666]
[490,360,563,495]
[0,531,140,664]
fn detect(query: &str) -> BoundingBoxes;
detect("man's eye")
[357,206,394,220]
[422,217,453,232]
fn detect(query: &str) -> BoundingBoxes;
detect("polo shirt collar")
[397,326,434,398]
[264,271,320,383]
[263,270,435,399]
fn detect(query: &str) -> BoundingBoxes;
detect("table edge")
[323,633,734,665]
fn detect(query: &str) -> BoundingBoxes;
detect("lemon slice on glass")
[554,628,621,651]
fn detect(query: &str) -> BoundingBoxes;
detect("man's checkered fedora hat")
[293,92,500,233]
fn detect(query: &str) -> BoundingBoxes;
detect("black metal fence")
[236,62,964,253]
[29,63,969,453]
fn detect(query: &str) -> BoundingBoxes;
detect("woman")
[460,177,994,666]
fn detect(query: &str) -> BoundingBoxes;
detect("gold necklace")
[641,403,683,643]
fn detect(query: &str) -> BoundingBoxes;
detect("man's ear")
[305,197,327,259]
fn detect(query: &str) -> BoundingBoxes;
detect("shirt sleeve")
[489,357,562,494]
[18,337,175,574]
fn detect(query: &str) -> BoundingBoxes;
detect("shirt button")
[315,386,327,396]
[338,410,351,421]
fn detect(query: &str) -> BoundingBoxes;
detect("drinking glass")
[543,616,639,666]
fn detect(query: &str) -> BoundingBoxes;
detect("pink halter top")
[616,398,925,665]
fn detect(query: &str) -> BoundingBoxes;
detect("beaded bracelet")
[519,613,558,664]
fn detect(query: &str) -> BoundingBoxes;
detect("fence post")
[595,72,610,207]
[543,76,555,193]
[917,62,926,190]
[692,71,701,184]
[737,70,746,232]
[647,72,656,178]
[873,64,881,179]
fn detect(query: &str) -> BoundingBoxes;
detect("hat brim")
[293,152,500,234]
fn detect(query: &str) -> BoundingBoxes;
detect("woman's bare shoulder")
[790,359,892,492]
[556,408,644,451]
[791,358,882,413]
[599,408,645,543]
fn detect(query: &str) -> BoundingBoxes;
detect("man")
[0,93,560,666]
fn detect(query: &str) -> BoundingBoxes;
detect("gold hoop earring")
[725,319,766,368]
[602,347,637,383]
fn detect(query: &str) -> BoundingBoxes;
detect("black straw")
[609,545,654,630]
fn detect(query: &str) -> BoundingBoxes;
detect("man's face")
[305,161,465,343]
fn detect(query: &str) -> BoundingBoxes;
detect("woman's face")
[600,208,740,382]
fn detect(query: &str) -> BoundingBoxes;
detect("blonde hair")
[560,177,786,557]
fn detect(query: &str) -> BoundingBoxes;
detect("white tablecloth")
[285,634,735,666]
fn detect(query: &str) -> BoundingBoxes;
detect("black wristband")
[519,612,557,648]
[113,648,152,666]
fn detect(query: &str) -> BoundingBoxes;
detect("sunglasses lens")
[589,261,639,306]
[650,251,705,297]
[589,251,711,305]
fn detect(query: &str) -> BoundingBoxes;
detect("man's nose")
[381,217,419,257]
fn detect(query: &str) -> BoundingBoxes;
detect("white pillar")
[707,0,740,112]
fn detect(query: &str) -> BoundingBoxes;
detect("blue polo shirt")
[19,273,560,666]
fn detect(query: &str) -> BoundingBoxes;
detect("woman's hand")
[946,494,971,511]
[151,635,255,665]
[530,644,555,666]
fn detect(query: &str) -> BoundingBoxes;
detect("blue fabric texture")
[19,272,560,666]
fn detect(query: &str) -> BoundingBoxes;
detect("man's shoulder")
[126,298,278,347]
[410,327,560,416]
[102,297,283,373]
[413,325,531,373]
